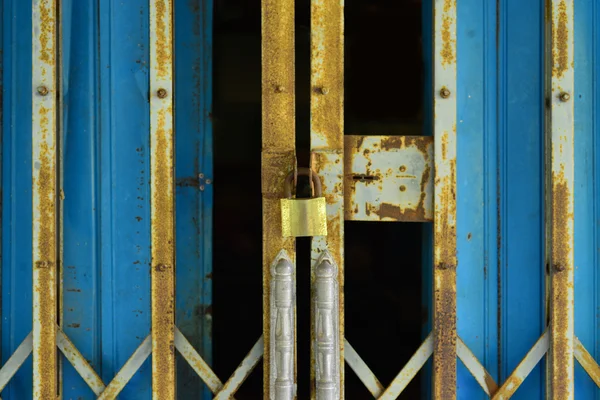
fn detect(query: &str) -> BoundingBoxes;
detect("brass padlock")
[280,168,328,237]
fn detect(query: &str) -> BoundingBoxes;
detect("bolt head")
[399,185,406,192]
[157,88,168,98]
[320,87,329,95]
[559,92,570,102]
[440,88,451,99]
[37,86,49,96]
[275,85,285,93]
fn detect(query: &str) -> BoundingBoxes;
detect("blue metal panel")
[574,0,600,397]
[61,1,102,398]
[174,0,213,398]
[456,1,499,399]
[499,0,546,398]
[2,1,34,398]
[98,0,153,397]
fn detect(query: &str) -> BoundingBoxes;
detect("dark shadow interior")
[212,0,426,397]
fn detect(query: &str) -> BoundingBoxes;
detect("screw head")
[440,88,451,99]
[320,87,329,95]
[399,165,407,172]
[199,185,205,191]
[157,88,168,98]
[399,185,407,192]
[559,92,571,102]
[205,179,212,184]
[37,86,49,96]
[275,85,285,93]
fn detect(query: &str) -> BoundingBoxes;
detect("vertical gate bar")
[433,0,457,398]
[32,0,58,398]
[261,0,296,397]
[310,0,344,398]
[548,0,575,398]
[150,0,175,399]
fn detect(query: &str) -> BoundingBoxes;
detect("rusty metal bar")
[378,333,434,399]
[491,330,549,400]
[344,135,434,222]
[97,335,152,400]
[310,0,344,398]
[432,0,458,398]
[261,0,296,396]
[149,0,176,398]
[32,0,59,397]
[456,337,498,396]
[344,339,384,398]
[548,0,575,398]
[56,328,105,396]
[574,337,600,388]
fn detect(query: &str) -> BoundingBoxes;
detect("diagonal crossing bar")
[457,337,498,396]
[344,339,384,398]
[56,328,105,396]
[432,0,458,398]
[548,0,575,398]
[378,333,433,399]
[0,333,33,392]
[175,327,225,394]
[32,0,59,398]
[492,330,549,400]
[213,337,264,400]
[149,0,176,398]
[97,335,152,400]
[574,336,600,388]
[261,0,297,396]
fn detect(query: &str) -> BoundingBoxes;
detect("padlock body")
[280,197,328,237]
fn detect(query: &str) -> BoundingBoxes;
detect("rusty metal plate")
[344,135,433,222]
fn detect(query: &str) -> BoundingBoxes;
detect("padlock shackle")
[283,167,323,198]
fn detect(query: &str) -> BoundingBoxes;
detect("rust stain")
[151,87,175,397]
[38,0,56,65]
[33,104,57,397]
[433,269,457,400]
[550,167,574,398]
[493,375,523,399]
[440,16,456,67]
[154,0,173,79]
[552,1,570,79]
[261,0,296,396]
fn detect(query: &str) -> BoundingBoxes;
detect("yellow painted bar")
[433,0,458,398]
[261,0,296,397]
[32,0,58,398]
[150,0,175,398]
[310,0,344,398]
[549,0,575,398]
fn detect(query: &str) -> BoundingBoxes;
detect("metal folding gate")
[2,0,600,399]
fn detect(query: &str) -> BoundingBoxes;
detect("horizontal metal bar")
[97,335,152,400]
[378,333,434,399]
[344,136,433,222]
[574,336,600,388]
[213,337,264,400]
[344,339,384,398]
[492,330,549,400]
[174,327,225,395]
[456,337,498,396]
[0,333,33,392]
